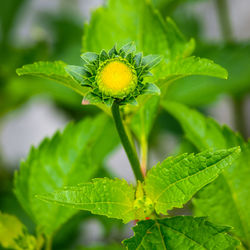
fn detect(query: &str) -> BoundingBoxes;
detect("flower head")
[65,42,161,106]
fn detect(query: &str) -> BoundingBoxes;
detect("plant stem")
[45,236,52,250]
[140,134,148,177]
[233,97,248,139]
[215,0,248,138]
[215,0,233,42]
[111,102,144,182]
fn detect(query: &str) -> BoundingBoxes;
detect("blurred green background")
[0,0,249,249]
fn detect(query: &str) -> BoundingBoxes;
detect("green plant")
[1,0,250,249]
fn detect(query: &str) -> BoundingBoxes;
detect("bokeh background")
[0,0,250,249]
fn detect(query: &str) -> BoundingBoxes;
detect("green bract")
[65,42,162,106]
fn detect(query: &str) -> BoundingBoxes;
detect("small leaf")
[37,178,136,223]
[16,61,89,96]
[119,42,136,55]
[0,212,37,250]
[84,92,102,104]
[81,52,99,64]
[133,52,143,67]
[100,49,109,61]
[144,147,240,214]
[123,216,240,250]
[65,65,92,86]
[141,54,162,70]
[108,45,118,57]
[141,83,160,95]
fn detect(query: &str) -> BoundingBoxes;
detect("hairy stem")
[111,102,144,181]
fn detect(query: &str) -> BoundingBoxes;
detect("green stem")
[215,0,233,42]
[215,0,248,138]
[140,134,148,177]
[45,236,52,250]
[233,97,248,139]
[111,102,144,182]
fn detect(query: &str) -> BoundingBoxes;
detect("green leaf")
[123,216,239,250]
[164,43,250,106]
[14,114,119,236]
[65,65,91,86]
[78,243,123,250]
[0,212,37,250]
[144,147,240,214]
[163,101,250,246]
[16,61,89,96]
[83,0,194,61]
[37,178,135,223]
[141,83,160,95]
[80,52,99,65]
[157,56,228,87]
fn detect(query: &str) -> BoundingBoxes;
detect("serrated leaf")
[164,43,250,106]
[157,56,228,87]
[37,178,135,223]
[16,61,89,96]
[123,216,239,250]
[14,114,119,236]
[163,101,250,247]
[0,212,37,250]
[144,148,240,214]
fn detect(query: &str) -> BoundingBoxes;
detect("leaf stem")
[111,102,144,181]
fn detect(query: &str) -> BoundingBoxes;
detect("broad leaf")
[37,178,135,223]
[144,148,240,214]
[123,216,239,250]
[157,56,228,87]
[14,114,119,236]
[0,212,37,250]
[83,0,194,60]
[16,61,89,96]
[164,44,250,106]
[163,101,250,246]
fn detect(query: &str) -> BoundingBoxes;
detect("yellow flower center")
[96,58,137,98]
